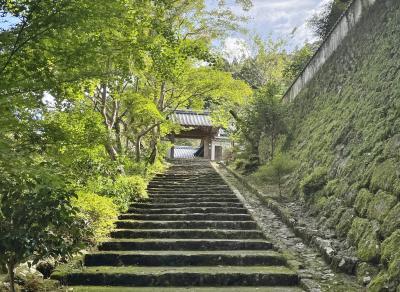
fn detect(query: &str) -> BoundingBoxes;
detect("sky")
[216,0,331,61]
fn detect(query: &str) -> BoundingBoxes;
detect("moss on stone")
[320,196,341,218]
[301,167,328,198]
[324,179,348,197]
[347,218,381,263]
[368,271,390,292]
[370,159,400,197]
[347,217,370,245]
[387,255,400,291]
[354,188,373,217]
[335,208,355,238]
[326,206,346,228]
[356,262,379,286]
[381,203,400,238]
[383,134,400,159]
[357,231,380,263]
[315,196,328,211]
[381,230,400,265]
[366,190,397,222]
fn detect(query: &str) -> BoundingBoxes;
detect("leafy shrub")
[84,175,148,211]
[0,184,87,292]
[254,153,297,196]
[72,191,118,243]
[234,159,246,170]
[301,166,328,197]
[111,175,148,210]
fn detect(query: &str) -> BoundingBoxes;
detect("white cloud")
[221,37,251,62]
[42,92,56,109]
[223,0,330,50]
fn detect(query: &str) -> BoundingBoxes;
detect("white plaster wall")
[283,0,377,102]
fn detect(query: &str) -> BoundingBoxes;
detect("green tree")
[235,81,287,162]
[283,43,316,81]
[228,36,289,89]
[0,171,87,292]
[309,0,352,40]
[255,153,297,196]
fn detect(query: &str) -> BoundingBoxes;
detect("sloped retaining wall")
[283,0,377,102]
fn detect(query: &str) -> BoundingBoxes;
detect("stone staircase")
[53,159,301,291]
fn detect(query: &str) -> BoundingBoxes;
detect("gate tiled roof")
[171,110,212,127]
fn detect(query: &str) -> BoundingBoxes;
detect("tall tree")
[309,0,352,40]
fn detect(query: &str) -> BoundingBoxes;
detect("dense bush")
[72,191,118,243]
[85,175,148,212]
[254,153,297,196]
[111,175,148,210]
[0,178,87,292]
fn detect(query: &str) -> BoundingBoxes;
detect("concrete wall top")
[283,0,377,102]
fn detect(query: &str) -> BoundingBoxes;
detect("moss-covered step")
[84,250,287,267]
[154,173,222,177]
[148,191,234,195]
[127,207,248,215]
[132,202,244,208]
[147,184,231,192]
[67,286,304,291]
[147,184,232,189]
[118,213,253,221]
[99,239,273,251]
[147,193,237,198]
[52,266,299,287]
[147,197,240,203]
[148,182,230,187]
[151,177,225,181]
[110,229,265,240]
[147,188,233,193]
[115,220,258,230]
[149,181,227,185]
[149,181,227,186]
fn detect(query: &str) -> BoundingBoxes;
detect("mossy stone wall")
[287,0,400,290]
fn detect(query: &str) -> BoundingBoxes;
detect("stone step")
[153,176,223,179]
[148,182,228,187]
[110,229,265,240]
[127,207,248,215]
[155,173,220,177]
[150,180,226,184]
[115,220,258,230]
[146,197,240,203]
[118,213,253,221]
[147,185,231,189]
[52,266,299,287]
[147,188,232,193]
[164,175,220,177]
[131,202,244,208]
[148,190,234,195]
[84,250,286,267]
[99,239,274,251]
[64,286,304,292]
[148,193,237,199]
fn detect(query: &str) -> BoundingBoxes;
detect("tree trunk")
[271,131,276,160]
[114,121,124,155]
[105,142,118,161]
[7,261,15,292]
[278,177,282,197]
[135,136,141,162]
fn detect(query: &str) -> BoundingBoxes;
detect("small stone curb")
[219,163,359,276]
